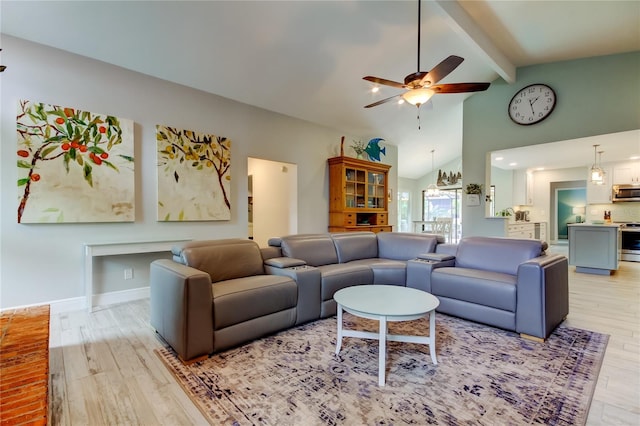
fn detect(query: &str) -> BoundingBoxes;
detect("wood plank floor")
[49,252,639,425]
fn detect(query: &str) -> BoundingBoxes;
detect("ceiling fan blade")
[419,55,464,86]
[363,76,406,89]
[430,82,490,94]
[364,94,402,108]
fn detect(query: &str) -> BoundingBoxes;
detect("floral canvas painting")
[156,125,231,221]
[16,100,135,223]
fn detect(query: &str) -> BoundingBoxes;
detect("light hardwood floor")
[49,253,640,425]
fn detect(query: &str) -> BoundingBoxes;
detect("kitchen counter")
[568,223,621,275]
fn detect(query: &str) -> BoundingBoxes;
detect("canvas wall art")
[156,125,231,221]
[16,100,135,223]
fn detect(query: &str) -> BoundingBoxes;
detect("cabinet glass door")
[345,167,366,208]
[368,172,385,209]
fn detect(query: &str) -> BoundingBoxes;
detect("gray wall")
[462,52,640,236]
[0,36,398,309]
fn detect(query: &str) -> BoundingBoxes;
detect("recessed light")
[535,167,545,171]
[630,155,640,160]
[371,87,379,93]
[397,99,404,105]
[509,162,518,167]
[494,156,504,161]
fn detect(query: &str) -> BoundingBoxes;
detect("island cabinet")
[328,156,392,233]
[568,223,621,275]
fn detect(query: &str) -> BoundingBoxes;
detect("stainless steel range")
[620,223,640,262]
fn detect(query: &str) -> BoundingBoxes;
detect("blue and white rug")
[156,313,608,425]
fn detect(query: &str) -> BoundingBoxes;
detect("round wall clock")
[508,84,556,125]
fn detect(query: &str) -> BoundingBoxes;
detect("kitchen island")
[568,223,621,275]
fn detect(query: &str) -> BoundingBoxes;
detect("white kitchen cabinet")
[507,223,535,239]
[613,161,640,184]
[512,169,533,206]
[586,165,612,204]
[539,222,547,242]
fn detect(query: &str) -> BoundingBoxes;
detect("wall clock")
[508,84,556,125]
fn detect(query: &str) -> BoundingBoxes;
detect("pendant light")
[426,149,439,197]
[590,144,604,185]
[595,150,606,186]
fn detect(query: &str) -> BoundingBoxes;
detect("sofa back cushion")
[173,239,264,282]
[455,236,543,275]
[280,234,338,266]
[377,232,440,260]
[331,232,378,263]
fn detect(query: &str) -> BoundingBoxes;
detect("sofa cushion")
[455,236,543,275]
[316,263,373,301]
[280,234,338,267]
[213,275,297,329]
[331,232,378,263]
[432,267,517,312]
[174,239,264,282]
[377,232,440,260]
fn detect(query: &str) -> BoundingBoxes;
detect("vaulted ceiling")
[2,1,639,178]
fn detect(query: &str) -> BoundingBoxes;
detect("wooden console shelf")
[328,156,392,233]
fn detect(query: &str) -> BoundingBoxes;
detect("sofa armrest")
[406,257,455,292]
[416,253,455,262]
[150,259,214,362]
[264,257,307,268]
[516,254,569,339]
[264,263,322,325]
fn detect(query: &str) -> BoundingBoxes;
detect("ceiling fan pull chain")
[417,106,421,130]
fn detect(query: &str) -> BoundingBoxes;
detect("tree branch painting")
[156,125,231,221]
[16,100,134,223]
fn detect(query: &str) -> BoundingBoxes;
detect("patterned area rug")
[156,313,608,425]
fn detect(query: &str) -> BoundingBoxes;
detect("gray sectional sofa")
[150,232,569,362]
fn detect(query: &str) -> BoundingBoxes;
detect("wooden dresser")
[328,156,392,233]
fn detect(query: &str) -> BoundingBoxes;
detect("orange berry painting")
[16,100,134,223]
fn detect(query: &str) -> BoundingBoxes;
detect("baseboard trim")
[1,287,150,315]
[92,286,150,309]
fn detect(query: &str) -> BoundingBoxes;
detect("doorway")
[247,158,298,247]
[549,181,586,243]
[422,188,462,243]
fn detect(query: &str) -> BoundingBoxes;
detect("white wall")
[0,36,398,309]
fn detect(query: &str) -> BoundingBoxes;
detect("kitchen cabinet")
[613,161,640,184]
[512,169,533,206]
[568,224,620,274]
[539,222,547,242]
[507,223,535,239]
[328,156,392,233]
[586,165,612,204]
[507,222,547,241]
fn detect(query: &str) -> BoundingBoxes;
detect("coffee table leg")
[335,303,343,355]
[429,310,438,365]
[379,315,387,386]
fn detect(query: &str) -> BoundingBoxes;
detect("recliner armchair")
[150,239,298,362]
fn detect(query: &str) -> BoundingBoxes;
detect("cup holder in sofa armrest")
[417,253,455,262]
[264,257,307,269]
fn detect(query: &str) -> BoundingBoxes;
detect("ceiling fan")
[363,0,490,113]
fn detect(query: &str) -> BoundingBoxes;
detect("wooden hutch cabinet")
[328,156,392,233]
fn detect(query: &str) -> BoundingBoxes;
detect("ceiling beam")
[433,0,516,84]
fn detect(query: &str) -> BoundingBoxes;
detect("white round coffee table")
[334,285,440,386]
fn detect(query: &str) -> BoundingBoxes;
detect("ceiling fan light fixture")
[402,88,435,106]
